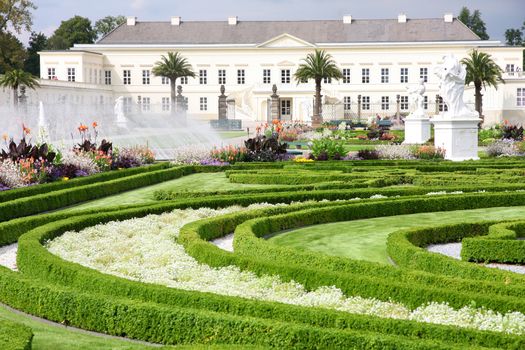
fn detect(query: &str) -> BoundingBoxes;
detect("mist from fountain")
[0,99,224,160]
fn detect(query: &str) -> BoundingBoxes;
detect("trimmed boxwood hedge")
[10,202,525,349]
[7,161,525,348]
[387,222,525,283]
[0,165,196,222]
[461,221,525,263]
[0,162,171,203]
[0,319,33,350]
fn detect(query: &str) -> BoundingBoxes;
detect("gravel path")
[210,233,234,252]
[427,242,525,274]
[0,243,18,271]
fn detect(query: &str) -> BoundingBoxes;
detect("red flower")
[92,121,98,128]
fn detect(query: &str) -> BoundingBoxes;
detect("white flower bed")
[46,204,525,335]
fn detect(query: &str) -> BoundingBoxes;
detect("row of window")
[115,89,525,114]
[342,95,430,111]
[47,67,430,85]
[120,96,209,112]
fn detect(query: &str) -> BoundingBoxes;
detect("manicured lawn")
[64,172,280,211]
[269,205,525,264]
[217,131,249,139]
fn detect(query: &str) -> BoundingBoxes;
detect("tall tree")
[24,31,47,76]
[94,15,126,39]
[458,7,489,40]
[461,49,504,118]
[47,15,96,50]
[0,68,39,106]
[0,32,26,73]
[294,49,343,127]
[504,21,525,69]
[0,0,36,34]
[152,52,196,117]
[505,28,523,46]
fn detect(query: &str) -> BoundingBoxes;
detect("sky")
[16,0,525,45]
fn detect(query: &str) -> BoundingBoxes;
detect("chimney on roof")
[171,16,181,25]
[398,13,407,23]
[126,16,136,26]
[228,16,238,25]
[444,13,453,23]
[343,15,352,24]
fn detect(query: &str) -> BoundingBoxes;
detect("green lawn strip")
[269,206,525,264]
[217,131,249,139]
[62,173,278,212]
[0,304,163,350]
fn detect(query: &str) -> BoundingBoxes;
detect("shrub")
[243,135,288,162]
[310,138,346,160]
[376,145,414,160]
[501,122,523,141]
[357,149,380,160]
[413,146,445,160]
[485,139,520,157]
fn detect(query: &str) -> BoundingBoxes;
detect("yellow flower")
[62,177,70,181]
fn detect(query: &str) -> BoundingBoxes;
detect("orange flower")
[272,119,280,125]
[78,124,88,132]
[22,124,31,135]
[2,133,7,141]
[92,121,98,128]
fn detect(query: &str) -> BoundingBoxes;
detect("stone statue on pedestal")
[406,79,426,118]
[433,54,477,118]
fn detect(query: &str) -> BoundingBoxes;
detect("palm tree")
[294,50,343,126]
[152,52,196,115]
[0,69,40,107]
[461,49,504,118]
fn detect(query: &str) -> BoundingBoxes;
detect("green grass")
[64,172,279,212]
[217,131,248,139]
[269,205,525,264]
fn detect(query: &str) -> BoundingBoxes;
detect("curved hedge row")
[0,318,33,350]
[0,164,196,222]
[462,221,525,263]
[0,162,171,203]
[5,161,525,348]
[9,198,525,349]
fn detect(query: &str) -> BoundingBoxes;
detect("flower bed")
[0,123,155,192]
[44,206,525,335]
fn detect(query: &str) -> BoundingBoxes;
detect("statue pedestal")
[431,114,480,161]
[403,116,431,144]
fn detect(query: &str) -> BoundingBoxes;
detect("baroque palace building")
[37,14,525,124]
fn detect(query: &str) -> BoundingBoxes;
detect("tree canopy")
[47,15,96,50]
[0,32,26,74]
[94,15,126,39]
[458,7,489,40]
[24,31,47,76]
[0,0,36,34]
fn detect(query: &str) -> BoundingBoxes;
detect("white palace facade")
[37,14,525,125]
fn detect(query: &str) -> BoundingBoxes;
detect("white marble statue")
[433,54,476,118]
[114,96,127,125]
[406,79,426,117]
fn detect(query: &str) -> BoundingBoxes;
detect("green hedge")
[0,163,171,203]
[0,267,490,349]
[461,221,525,263]
[387,222,525,283]
[0,319,33,350]
[10,204,525,349]
[0,165,196,222]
